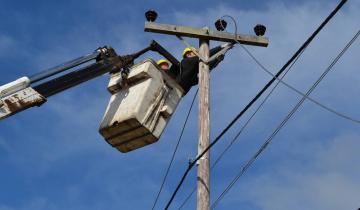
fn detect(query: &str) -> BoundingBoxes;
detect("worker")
[182,47,197,58]
[168,43,233,94]
[156,59,171,71]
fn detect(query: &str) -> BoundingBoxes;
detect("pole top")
[145,22,269,47]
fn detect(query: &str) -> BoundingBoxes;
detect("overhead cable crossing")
[178,15,308,209]
[240,44,360,124]
[211,29,359,209]
[164,0,348,209]
[178,49,304,209]
[223,12,360,125]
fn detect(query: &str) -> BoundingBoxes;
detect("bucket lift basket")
[99,59,184,153]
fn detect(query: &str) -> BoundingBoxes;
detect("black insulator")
[215,19,227,31]
[145,10,158,22]
[254,24,266,36]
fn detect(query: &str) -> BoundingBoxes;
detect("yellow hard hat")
[157,59,170,66]
[182,47,193,58]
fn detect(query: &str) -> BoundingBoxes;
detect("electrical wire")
[211,29,359,209]
[222,11,360,125]
[164,0,347,208]
[240,44,360,124]
[182,10,356,207]
[151,89,198,210]
[178,34,306,210]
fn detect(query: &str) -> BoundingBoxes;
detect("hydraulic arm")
[0,40,178,120]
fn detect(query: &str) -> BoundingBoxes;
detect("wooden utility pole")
[144,20,268,210]
[197,38,210,210]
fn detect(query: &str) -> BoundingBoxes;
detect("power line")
[204,10,359,204]
[240,44,360,124]
[179,13,357,206]
[211,29,360,209]
[180,10,358,207]
[178,35,306,210]
[223,12,360,124]
[164,0,348,209]
[151,89,198,210]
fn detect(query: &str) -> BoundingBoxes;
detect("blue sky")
[0,0,359,209]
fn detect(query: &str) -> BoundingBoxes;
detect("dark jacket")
[168,45,224,94]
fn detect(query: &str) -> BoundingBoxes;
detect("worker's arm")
[175,43,234,94]
[208,43,234,69]
[210,45,223,56]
